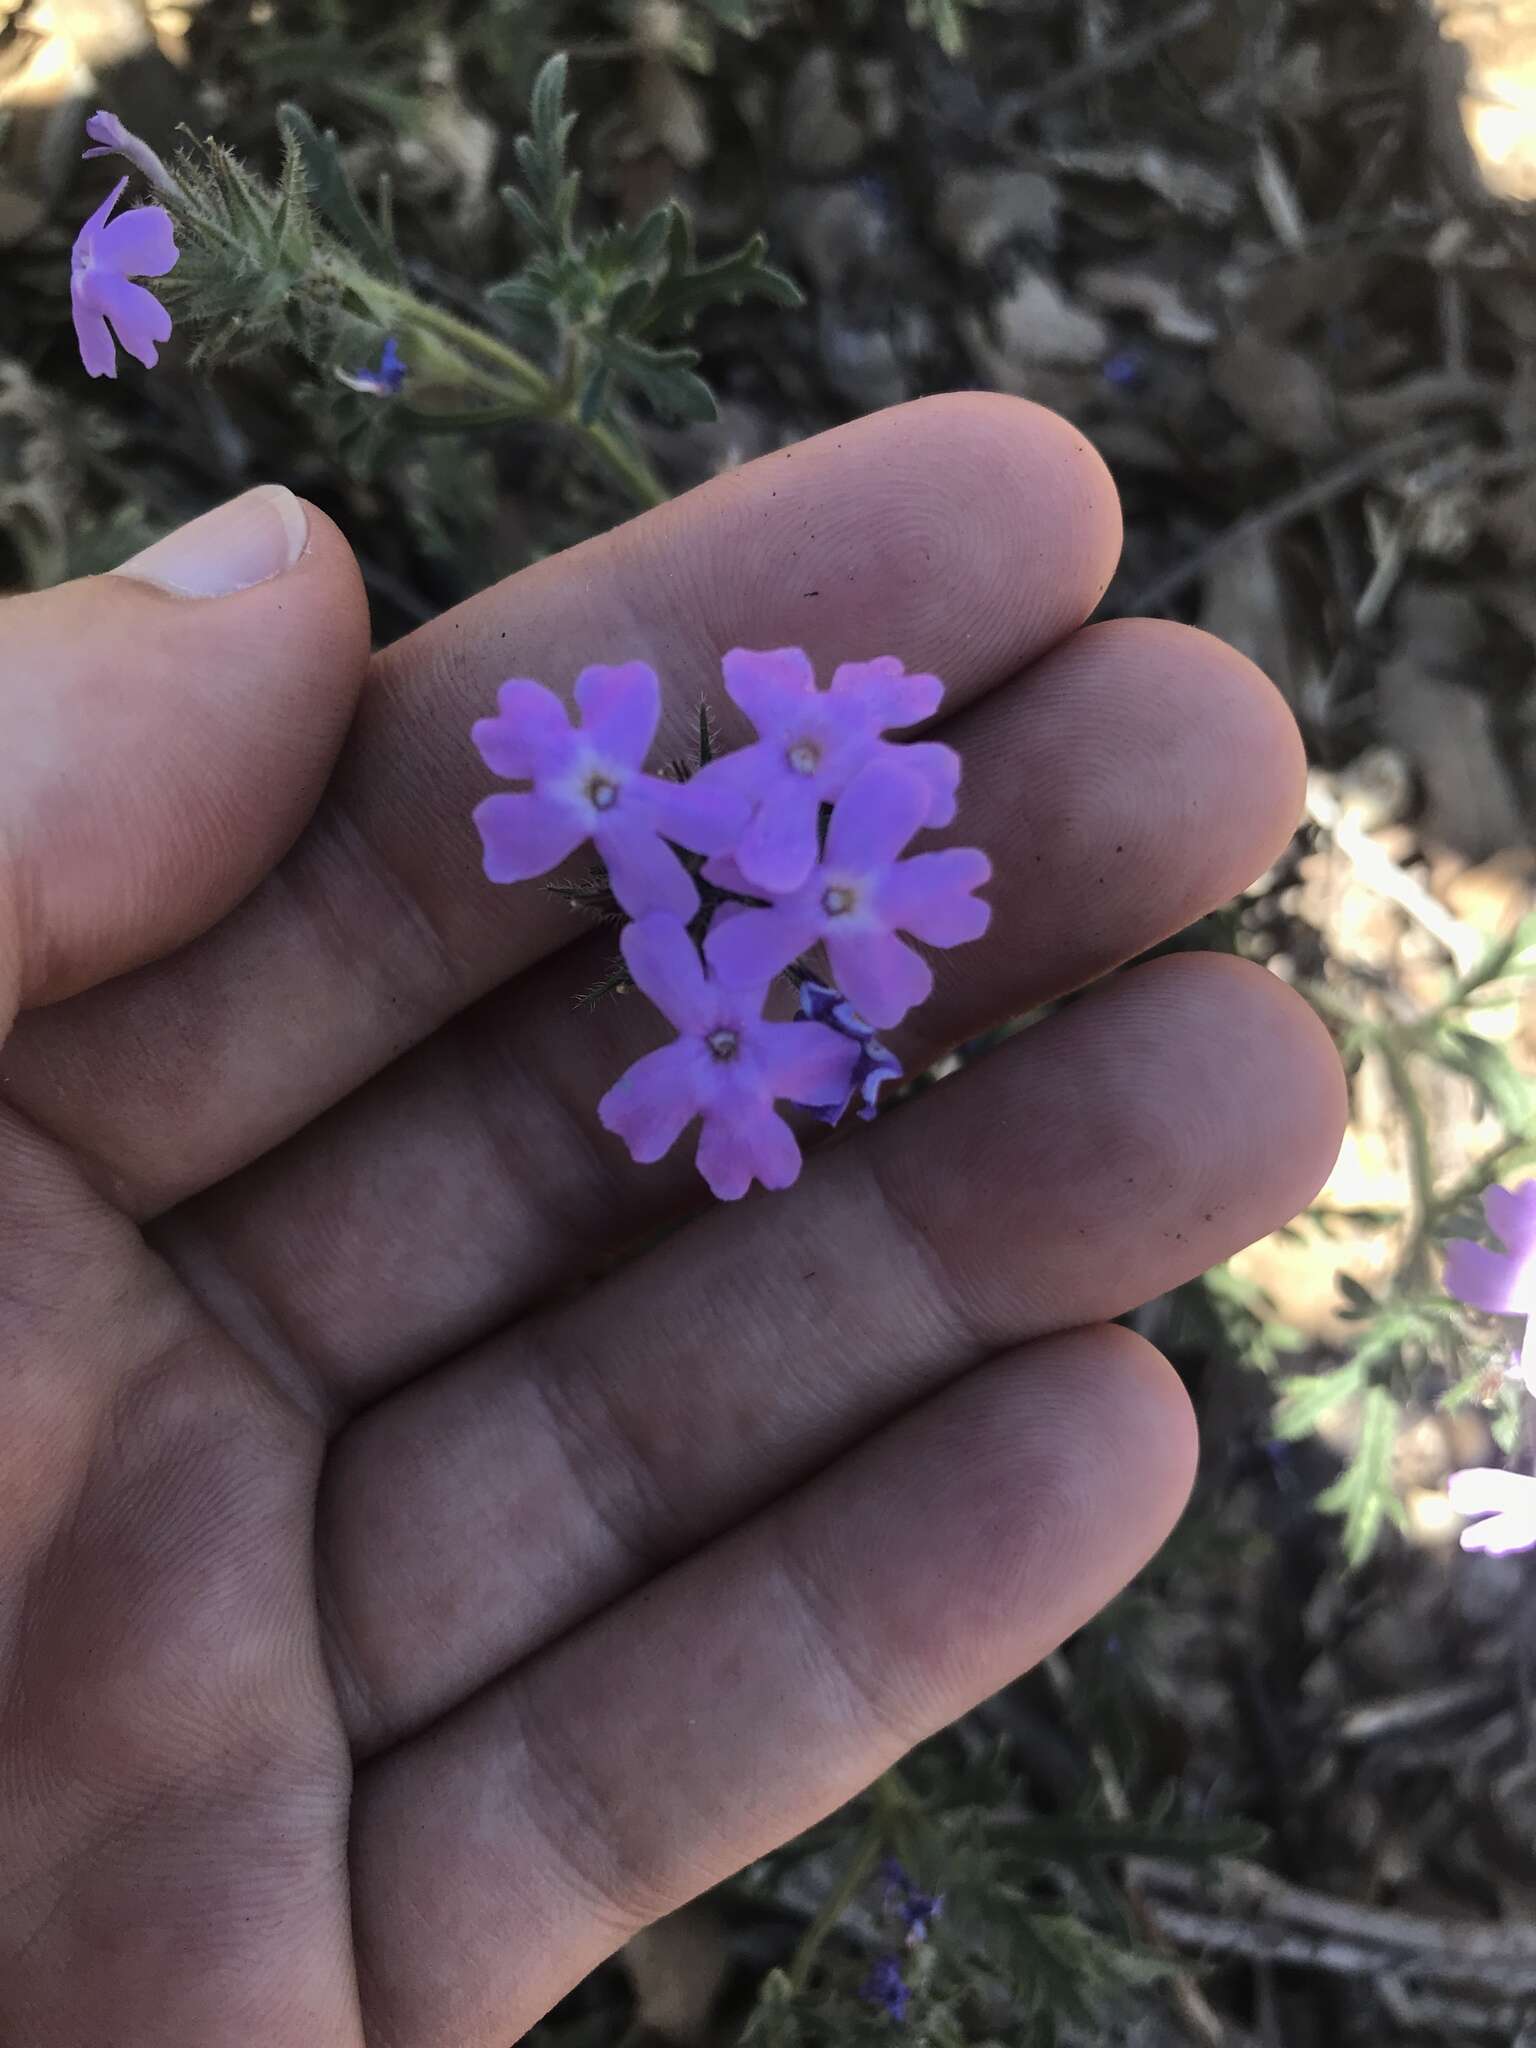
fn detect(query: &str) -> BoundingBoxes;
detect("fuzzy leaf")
[1316,1383,1404,1567]
[277,104,399,280]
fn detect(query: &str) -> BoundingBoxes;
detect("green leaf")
[1316,1384,1404,1567]
[277,103,399,280]
[1273,1357,1367,1440]
[603,336,718,423]
[1435,1027,1534,1134]
[635,219,803,337]
[1000,1809,1267,1864]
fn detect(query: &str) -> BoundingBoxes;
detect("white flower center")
[586,773,620,811]
[706,1028,740,1062]
[821,884,857,918]
[787,739,821,776]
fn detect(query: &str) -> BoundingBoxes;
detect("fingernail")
[112,485,310,597]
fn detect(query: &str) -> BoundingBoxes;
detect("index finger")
[1,395,1121,1213]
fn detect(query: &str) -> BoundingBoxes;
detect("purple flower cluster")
[471,648,990,1201]
[858,1862,945,2024]
[1443,1182,1536,1557]
[72,114,179,379]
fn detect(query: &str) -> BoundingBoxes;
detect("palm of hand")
[0,400,1342,2046]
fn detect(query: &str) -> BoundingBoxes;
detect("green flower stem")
[360,279,669,510]
[785,1820,884,1995]
[783,1771,916,1996]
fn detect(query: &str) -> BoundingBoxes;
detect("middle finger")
[320,950,1342,1755]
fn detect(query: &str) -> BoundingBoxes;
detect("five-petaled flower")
[706,647,960,895]
[797,979,902,1124]
[473,662,749,920]
[597,916,858,1200]
[1443,1181,1536,1391]
[704,759,991,1029]
[71,176,179,379]
[1447,1468,1536,1556]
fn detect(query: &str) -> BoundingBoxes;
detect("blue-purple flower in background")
[340,336,408,397]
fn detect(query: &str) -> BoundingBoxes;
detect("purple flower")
[597,916,857,1200]
[341,336,407,397]
[704,760,991,1029]
[71,177,178,379]
[701,647,961,895]
[473,662,749,920]
[797,979,902,1124]
[881,1860,944,1946]
[860,1954,910,2023]
[82,110,180,198]
[1444,1182,1536,1391]
[1447,1468,1536,1556]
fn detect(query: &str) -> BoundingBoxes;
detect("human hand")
[0,396,1344,2045]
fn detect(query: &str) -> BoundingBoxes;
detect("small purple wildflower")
[71,177,179,379]
[1102,346,1147,390]
[702,647,961,895]
[597,915,857,1200]
[881,1860,944,1946]
[341,336,408,397]
[82,109,180,198]
[473,662,749,920]
[1444,1182,1536,1391]
[859,1954,910,2024]
[1447,1468,1536,1556]
[796,980,902,1123]
[704,759,991,1030]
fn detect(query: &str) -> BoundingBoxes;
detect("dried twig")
[1124,425,1461,615]
[1140,1858,1536,1996]
[994,0,1214,126]
[1304,772,1485,976]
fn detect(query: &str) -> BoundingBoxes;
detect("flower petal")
[574,661,661,767]
[472,679,576,781]
[598,1040,705,1165]
[722,646,816,739]
[754,1019,860,1108]
[830,656,944,729]
[824,760,930,873]
[875,848,992,946]
[636,771,753,858]
[1443,1238,1527,1314]
[597,812,699,920]
[1485,1180,1536,1258]
[620,913,714,1034]
[90,271,172,368]
[699,851,764,897]
[96,203,179,278]
[71,297,117,379]
[472,790,585,883]
[1460,1513,1536,1556]
[696,1097,802,1200]
[705,903,817,989]
[899,740,962,828]
[733,777,823,895]
[1448,1466,1536,1516]
[74,175,128,255]
[828,929,932,1029]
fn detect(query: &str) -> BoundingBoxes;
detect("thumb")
[0,486,370,1039]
